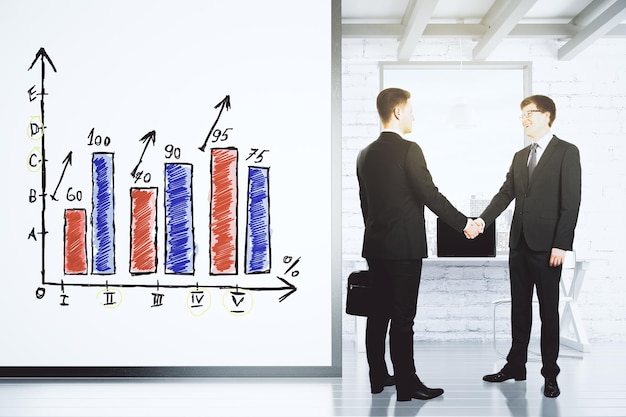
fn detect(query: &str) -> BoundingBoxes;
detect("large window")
[381,62,531,255]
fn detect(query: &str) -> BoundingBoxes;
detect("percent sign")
[283,256,300,277]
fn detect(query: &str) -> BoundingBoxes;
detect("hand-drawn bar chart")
[27,48,289,304]
[4,0,335,376]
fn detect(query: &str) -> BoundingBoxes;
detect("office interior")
[1,1,626,416]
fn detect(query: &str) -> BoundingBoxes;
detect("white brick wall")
[341,37,626,343]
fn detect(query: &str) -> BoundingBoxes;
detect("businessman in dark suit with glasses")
[473,95,582,398]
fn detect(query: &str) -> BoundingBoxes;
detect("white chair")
[492,296,541,359]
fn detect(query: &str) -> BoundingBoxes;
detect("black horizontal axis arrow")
[40,277,298,302]
[229,276,297,302]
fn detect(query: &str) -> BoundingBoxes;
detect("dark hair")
[377,88,411,123]
[521,95,556,127]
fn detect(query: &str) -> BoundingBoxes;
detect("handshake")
[463,218,485,240]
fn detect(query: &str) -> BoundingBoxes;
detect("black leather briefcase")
[345,270,374,317]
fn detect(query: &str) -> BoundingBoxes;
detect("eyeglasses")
[519,110,543,119]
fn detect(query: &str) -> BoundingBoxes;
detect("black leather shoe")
[482,370,526,383]
[371,375,395,394]
[544,378,560,398]
[396,384,444,402]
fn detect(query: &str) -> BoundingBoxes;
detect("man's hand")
[464,219,483,239]
[550,248,566,267]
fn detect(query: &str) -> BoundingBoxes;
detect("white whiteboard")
[0,0,341,376]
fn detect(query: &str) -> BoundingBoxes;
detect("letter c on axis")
[27,147,42,172]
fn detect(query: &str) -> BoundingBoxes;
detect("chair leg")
[492,299,509,359]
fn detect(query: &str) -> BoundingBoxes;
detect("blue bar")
[164,163,195,274]
[92,153,115,274]
[245,166,270,274]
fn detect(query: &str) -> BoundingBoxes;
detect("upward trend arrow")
[28,47,57,286]
[50,151,73,201]
[130,130,156,180]
[198,95,231,152]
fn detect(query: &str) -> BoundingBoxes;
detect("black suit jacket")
[480,135,581,252]
[357,132,467,260]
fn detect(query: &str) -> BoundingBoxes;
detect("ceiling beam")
[472,0,539,60]
[422,23,578,38]
[341,22,626,39]
[608,23,626,35]
[571,0,615,27]
[341,23,403,38]
[397,0,439,60]
[480,0,509,28]
[559,0,626,60]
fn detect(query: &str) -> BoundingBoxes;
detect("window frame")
[379,61,533,257]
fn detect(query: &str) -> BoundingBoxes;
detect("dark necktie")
[528,142,538,179]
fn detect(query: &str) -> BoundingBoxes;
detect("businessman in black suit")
[357,88,480,402]
[474,95,581,398]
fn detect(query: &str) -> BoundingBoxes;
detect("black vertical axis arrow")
[198,95,231,152]
[28,47,57,285]
[50,151,73,201]
[130,130,156,180]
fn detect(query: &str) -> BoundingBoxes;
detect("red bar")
[130,188,158,274]
[64,209,87,275]
[210,148,238,274]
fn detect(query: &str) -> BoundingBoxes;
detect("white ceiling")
[341,0,626,60]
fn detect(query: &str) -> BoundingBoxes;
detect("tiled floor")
[1,340,624,416]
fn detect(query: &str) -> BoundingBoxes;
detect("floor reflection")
[497,381,528,417]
